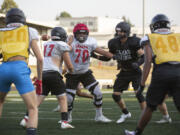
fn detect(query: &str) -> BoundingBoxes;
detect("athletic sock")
[61,112,68,121]
[135,127,142,135]
[26,128,36,135]
[96,107,103,117]
[163,114,169,118]
[122,108,129,114]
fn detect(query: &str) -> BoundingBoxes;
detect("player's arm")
[94,47,113,59]
[133,37,145,64]
[62,65,67,75]
[63,51,74,73]
[31,39,43,81]
[66,35,73,51]
[141,43,152,86]
[131,48,144,69]
[91,51,111,61]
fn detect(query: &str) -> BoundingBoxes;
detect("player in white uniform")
[65,23,113,123]
[20,27,74,129]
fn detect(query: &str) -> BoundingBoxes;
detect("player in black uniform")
[125,14,180,135]
[94,22,145,124]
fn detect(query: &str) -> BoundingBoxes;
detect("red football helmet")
[73,23,89,42]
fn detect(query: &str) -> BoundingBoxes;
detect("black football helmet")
[115,22,131,39]
[5,8,26,25]
[51,27,67,42]
[150,14,170,33]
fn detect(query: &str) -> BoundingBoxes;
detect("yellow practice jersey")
[0,25,29,61]
[148,33,180,64]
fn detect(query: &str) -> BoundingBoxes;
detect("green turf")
[0,91,179,135]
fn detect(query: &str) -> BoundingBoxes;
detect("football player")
[94,22,146,124]
[64,23,113,123]
[125,14,180,135]
[0,8,43,135]
[20,27,74,129]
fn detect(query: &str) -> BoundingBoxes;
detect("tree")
[0,0,18,14]
[55,11,72,20]
[121,16,134,27]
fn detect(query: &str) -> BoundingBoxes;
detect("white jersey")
[69,37,97,74]
[43,41,70,73]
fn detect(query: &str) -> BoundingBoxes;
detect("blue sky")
[0,0,179,27]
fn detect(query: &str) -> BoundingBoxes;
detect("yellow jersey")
[148,33,180,64]
[0,25,29,61]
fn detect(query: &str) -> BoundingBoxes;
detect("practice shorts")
[113,70,141,92]
[0,61,34,95]
[42,71,66,96]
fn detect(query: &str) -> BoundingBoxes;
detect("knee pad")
[112,94,121,102]
[147,103,157,111]
[136,93,145,103]
[88,82,102,107]
[66,91,75,112]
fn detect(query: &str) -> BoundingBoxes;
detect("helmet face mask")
[73,23,89,43]
[51,27,67,42]
[75,31,88,43]
[5,8,26,25]
[115,22,131,39]
[150,14,170,33]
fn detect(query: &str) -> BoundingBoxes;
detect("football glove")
[34,80,42,95]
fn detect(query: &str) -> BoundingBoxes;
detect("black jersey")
[108,36,141,70]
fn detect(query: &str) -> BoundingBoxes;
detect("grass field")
[0,90,179,135]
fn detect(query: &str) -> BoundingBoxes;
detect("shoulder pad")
[128,37,141,49]
[108,38,118,47]
[140,35,149,47]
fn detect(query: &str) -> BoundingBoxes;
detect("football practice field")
[0,90,179,135]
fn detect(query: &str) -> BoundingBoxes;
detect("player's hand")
[34,80,42,95]
[67,35,74,45]
[62,68,67,75]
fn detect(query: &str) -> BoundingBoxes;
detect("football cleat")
[116,112,131,124]
[20,116,29,128]
[125,130,136,135]
[61,121,74,129]
[95,115,112,123]
[156,116,172,124]
[52,105,61,112]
